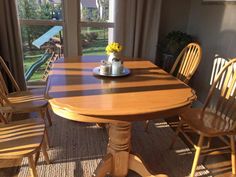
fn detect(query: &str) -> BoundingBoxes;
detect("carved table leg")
[129,154,168,177]
[93,154,113,177]
[107,123,131,177]
[93,122,168,177]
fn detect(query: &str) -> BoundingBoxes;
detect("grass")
[83,39,107,55]
[23,49,46,81]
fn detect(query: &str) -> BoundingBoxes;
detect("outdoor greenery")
[17,0,62,50]
[17,0,109,81]
[81,27,108,55]
[23,27,108,81]
[81,0,109,21]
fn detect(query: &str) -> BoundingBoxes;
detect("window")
[16,0,115,83]
[17,0,64,82]
[80,0,115,56]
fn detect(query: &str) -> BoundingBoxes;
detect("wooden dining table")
[46,55,196,177]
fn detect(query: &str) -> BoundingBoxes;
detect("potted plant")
[158,31,194,71]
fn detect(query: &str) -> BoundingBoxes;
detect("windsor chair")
[0,112,50,177]
[170,58,236,177]
[0,56,52,126]
[145,43,202,131]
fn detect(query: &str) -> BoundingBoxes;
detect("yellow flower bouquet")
[106,42,123,63]
[106,42,123,55]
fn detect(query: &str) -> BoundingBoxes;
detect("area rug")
[18,114,210,177]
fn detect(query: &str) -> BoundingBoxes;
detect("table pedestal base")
[93,123,168,177]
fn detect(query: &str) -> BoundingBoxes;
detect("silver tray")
[93,67,131,77]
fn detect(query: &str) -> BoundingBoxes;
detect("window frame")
[17,0,115,57]
[79,0,115,53]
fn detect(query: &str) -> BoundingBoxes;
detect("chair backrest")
[203,58,236,122]
[210,55,229,89]
[170,43,202,84]
[0,56,20,92]
[0,71,9,96]
[0,71,11,107]
[0,82,12,124]
[0,57,17,115]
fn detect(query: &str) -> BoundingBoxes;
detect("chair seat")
[180,108,236,137]
[0,118,45,159]
[8,89,48,112]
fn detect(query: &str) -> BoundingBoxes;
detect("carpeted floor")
[17,114,210,177]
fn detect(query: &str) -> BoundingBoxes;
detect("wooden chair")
[170,55,230,151]
[0,112,50,177]
[145,43,202,131]
[0,56,52,126]
[169,42,202,84]
[170,58,236,177]
[210,55,229,89]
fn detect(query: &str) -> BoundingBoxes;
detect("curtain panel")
[114,0,162,63]
[0,0,26,90]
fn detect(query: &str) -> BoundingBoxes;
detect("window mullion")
[80,21,114,28]
[20,19,64,26]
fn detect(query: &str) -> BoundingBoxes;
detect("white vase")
[108,52,118,63]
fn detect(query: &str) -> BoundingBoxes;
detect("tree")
[17,0,58,50]
[97,0,109,21]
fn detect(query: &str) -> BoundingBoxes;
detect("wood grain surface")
[47,56,196,123]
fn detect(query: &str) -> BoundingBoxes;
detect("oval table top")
[46,56,196,123]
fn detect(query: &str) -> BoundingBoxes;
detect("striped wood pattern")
[210,55,229,89]
[47,57,196,121]
[0,116,49,177]
[170,43,202,84]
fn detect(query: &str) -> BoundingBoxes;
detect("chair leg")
[230,135,236,175]
[40,109,52,127]
[28,155,38,177]
[144,120,150,132]
[34,151,40,166]
[190,135,204,177]
[44,129,51,149]
[42,138,50,165]
[46,107,52,127]
[169,120,184,149]
[39,110,46,123]
[39,110,51,148]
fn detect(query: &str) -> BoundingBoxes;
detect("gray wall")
[159,0,191,40]
[159,0,236,102]
[187,0,236,102]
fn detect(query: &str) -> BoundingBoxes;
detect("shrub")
[85,32,98,41]
[160,31,194,57]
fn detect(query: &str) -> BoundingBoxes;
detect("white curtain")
[0,0,26,90]
[114,0,162,63]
